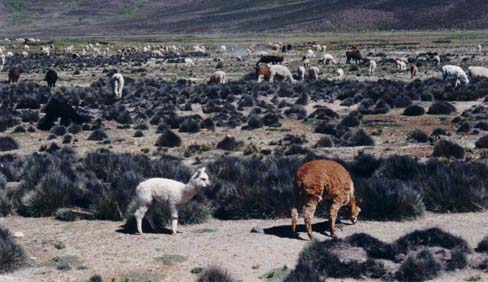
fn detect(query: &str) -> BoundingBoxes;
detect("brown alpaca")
[410,64,418,79]
[291,160,361,239]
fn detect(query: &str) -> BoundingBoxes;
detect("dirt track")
[2,212,487,282]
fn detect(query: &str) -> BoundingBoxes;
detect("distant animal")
[336,68,345,80]
[410,64,418,79]
[8,67,20,83]
[434,55,441,67]
[369,59,377,76]
[0,54,5,71]
[478,44,482,54]
[37,96,91,130]
[468,66,488,78]
[133,168,211,235]
[21,51,28,59]
[256,65,271,82]
[291,160,361,239]
[305,49,316,58]
[111,73,125,100]
[208,70,227,84]
[297,66,306,81]
[442,65,469,87]
[184,58,195,66]
[257,55,283,65]
[346,50,363,64]
[44,69,58,88]
[302,56,310,68]
[319,54,337,65]
[268,65,296,83]
[308,66,320,80]
[396,60,407,71]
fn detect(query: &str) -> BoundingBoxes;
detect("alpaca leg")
[135,205,148,235]
[303,199,318,239]
[170,203,178,234]
[329,200,342,238]
[291,198,301,235]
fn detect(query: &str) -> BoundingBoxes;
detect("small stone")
[13,231,24,238]
[251,227,265,234]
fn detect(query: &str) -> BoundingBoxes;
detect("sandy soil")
[1,212,487,282]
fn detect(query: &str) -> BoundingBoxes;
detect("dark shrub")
[89,275,103,282]
[216,136,241,151]
[0,137,19,152]
[347,153,381,178]
[179,117,200,133]
[395,249,441,282]
[457,122,471,133]
[20,168,84,217]
[474,121,488,131]
[315,136,333,148]
[0,227,26,274]
[446,247,468,270]
[284,105,307,119]
[375,155,422,181]
[407,130,429,143]
[348,129,374,146]
[431,128,449,137]
[346,233,395,260]
[403,105,425,116]
[432,139,464,159]
[247,115,263,130]
[50,125,67,136]
[284,259,321,282]
[133,130,143,137]
[394,228,470,254]
[67,123,82,134]
[155,129,182,147]
[11,126,26,134]
[314,122,336,135]
[87,129,108,141]
[427,101,456,115]
[339,115,360,127]
[475,135,488,148]
[356,178,424,221]
[476,237,488,253]
[197,266,236,282]
[423,161,488,212]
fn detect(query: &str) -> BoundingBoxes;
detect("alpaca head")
[189,167,211,188]
[349,198,361,224]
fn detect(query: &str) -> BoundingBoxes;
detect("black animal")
[257,55,283,65]
[8,67,21,83]
[37,96,91,130]
[45,69,58,88]
[346,50,364,64]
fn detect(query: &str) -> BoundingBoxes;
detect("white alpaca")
[21,51,28,59]
[111,73,125,100]
[208,70,227,84]
[468,66,488,78]
[297,66,306,81]
[442,65,469,87]
[319,54,337,65]
[269,65,296,83]
[369,59,377,76]
[184,58,195,66]
[396,60,406,71]
[336,68,345,80]
[434,55,441,66]
[305,49,316,58]
[478,44,482,54]
[308,66,320,80]
[0,54,5,71]
[133,168,211,235]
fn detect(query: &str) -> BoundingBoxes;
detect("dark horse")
[346,50,364,64]
[256,55,283,65]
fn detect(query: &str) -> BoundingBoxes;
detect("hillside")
[0,0,488,36]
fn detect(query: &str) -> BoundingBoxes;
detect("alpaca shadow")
[263,219,352,240]
[116,217,173,235]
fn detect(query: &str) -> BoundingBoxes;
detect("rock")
[251,227,265,234]
[13,231,24,238]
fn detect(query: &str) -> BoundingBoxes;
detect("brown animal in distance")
[291,160,361,239]
[410,64,418,79]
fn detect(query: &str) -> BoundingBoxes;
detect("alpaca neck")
[181,182,202,203]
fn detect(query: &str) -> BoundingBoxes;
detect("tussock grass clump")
[356,178,424,221]
[0,227,26,274]
[283,259,321,282]
[0,136,19,152]
[432,139,464,159]
[196,266,236,282]
[475,236,488,253]
[395,249,441,281]
[393,227,470,254]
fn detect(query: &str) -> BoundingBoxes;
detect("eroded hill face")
[1,0,488,36]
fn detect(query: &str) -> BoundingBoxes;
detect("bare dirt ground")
[1,212,488,282]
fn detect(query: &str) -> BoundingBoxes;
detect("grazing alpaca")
[396,60,407,71]
[308,66,320,80]
[291,160,361,239]
[45,69,58,88]
[369,59,377,76]
[336,68,345,80]
[111,73,124,100]
[208,70,226,84]
[442,65,469,87]
[133,168,211,235]
[469,66,488,78]
[319,54,337,65]
[268,65,296,83]
[410,64,417,79]
[8,67,20,83]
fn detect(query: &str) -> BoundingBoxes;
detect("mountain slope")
[0,0,487,36]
